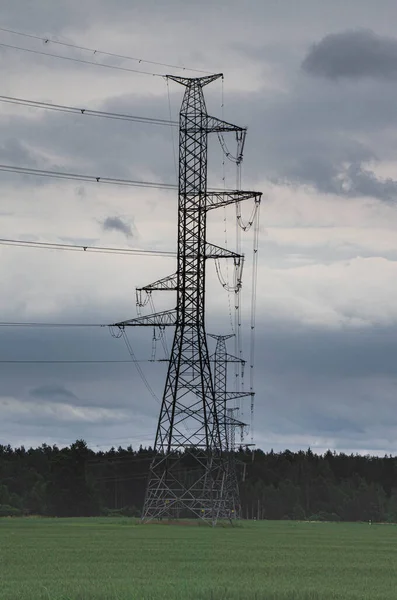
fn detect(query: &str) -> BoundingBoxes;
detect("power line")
[0,164,230,192]
[0,238,176,257]
[0,95,177,127]
[0,322,107,327]
[0,42,165,77]
[0,26,213,75]
[0,359,153,364]
[249,201,261,443]
[0,322,172,332]
[0,164,177,189]
[121,329,161,405]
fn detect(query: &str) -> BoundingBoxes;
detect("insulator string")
[120,330,161,405]
[236,200,260,232]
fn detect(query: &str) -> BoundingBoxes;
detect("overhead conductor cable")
[0,95,177,127]
[0,26,214,74]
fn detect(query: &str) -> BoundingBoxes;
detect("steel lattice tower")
[114,74,261,524]
[210,334,249,519]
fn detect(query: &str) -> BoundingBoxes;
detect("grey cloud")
[102,216,133,238]
[261,237,397,267]
[302,30,397,80]
[0,324,166,413]
[342,162,397,201]
[281,158,397,202]
[222,74,397,200]
[0,138,38,166]
[30,383,78,400]
[59,235,100,246]
[257,320,397,379]
[4,0,397,456]
[2,316,397,454]
[2,3,91,32]
[3,49,397,202]
[304,414,364,435]
[239,320,397,454]
[0,98,175,185]
[4,0,397,36]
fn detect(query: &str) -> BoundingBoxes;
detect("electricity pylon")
[113,74,261,525]
[209,334,249,519]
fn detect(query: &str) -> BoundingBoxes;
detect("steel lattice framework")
[113,74,261,524]
[210,334,249,519]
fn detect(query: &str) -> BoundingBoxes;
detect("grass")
[0,518,396,599]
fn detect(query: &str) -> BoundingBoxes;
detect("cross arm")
[224,391,253,401]
[205,243,242,259]
[205,115,246,133]
[206,191,262,211]
[137,272,178,292]
[111,309,177,328]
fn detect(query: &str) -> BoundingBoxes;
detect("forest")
[1,440,397,522]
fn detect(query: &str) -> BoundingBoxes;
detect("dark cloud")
[302,30,397,80]
[250,322,397,454]
[341,162,397,201]
[221,72,397,201]
[29,383,78,404]
[1,318,397,454]
[279,158,397,202]
[30,383,78,400]
[0,99,176,184]
[102,216,133,238]
[257,321,397,379]
[3,0,397,455]
[304,414,365,435]
[2,47,396,202]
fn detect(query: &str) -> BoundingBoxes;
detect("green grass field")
[0,518,396,600]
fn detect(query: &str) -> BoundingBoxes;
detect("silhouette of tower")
[114,75,261,524]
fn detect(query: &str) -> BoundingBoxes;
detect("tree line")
[1,440,397,522]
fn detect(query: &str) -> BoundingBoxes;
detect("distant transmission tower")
[114,74,261,524]
[209,334,249,519]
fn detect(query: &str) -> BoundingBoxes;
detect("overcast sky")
[1,0,397,455]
